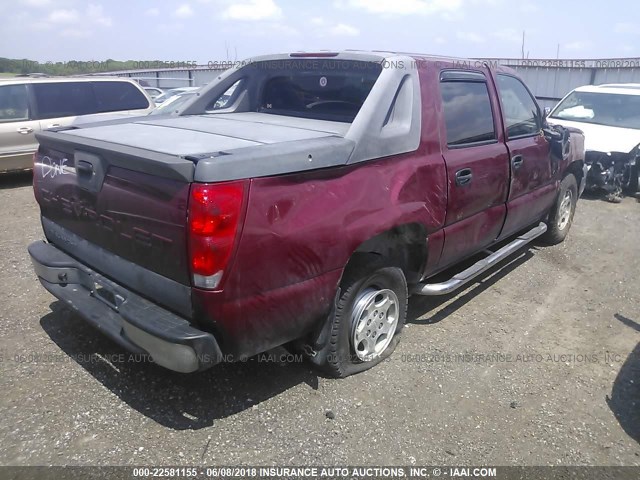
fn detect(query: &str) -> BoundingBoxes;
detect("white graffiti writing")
[41,155,71,179]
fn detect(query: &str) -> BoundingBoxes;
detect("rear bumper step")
[412,222,547,296]
[28,240,222,373]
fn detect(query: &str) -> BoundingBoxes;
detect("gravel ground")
[1,171,639,467]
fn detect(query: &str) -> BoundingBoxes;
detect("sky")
[1,0,639,63]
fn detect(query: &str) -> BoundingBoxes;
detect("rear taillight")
[188,181,246,290]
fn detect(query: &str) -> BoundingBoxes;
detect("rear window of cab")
[255,59,382,123]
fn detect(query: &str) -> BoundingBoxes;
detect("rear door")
[496,74,554,238]
[0,83,41,172]
[437,70,510,268]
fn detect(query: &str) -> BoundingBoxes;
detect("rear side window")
[0,84,29,122]
[32,82,95,119]
[207,79,242,111]
[440,79,496,146]
[92,81,150,112]
[497,75,540,138]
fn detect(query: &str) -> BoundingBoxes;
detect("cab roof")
[246,51,513,74]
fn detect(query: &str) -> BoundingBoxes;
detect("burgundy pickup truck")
[29,52,586,377]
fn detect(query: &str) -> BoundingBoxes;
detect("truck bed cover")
[37,113,355,182]
[61,113,351,155]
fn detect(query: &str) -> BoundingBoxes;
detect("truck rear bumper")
[28,240,222,373]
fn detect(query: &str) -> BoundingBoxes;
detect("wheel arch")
[344,222,428,286]
[563,159,585,184]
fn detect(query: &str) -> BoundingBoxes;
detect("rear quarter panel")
[193,151,447,356]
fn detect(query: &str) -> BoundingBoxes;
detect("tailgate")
[33,131,195,291]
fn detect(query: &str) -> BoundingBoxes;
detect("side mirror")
[543,106,551,117]
[542,126,563,141]
[545,125,571,160]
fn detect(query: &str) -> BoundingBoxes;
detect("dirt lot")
[1,171,639,467]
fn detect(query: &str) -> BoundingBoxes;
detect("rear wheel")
[314,256,408,378]
[542,174,578,245]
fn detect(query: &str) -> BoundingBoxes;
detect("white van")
[0,77,154,173]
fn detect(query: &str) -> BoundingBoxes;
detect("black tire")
[623,164,639,194]
[542,174,578,245]
[313,255,408,378]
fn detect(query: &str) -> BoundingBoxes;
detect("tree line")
[0,57,182,75]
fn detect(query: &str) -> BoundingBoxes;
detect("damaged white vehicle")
[547,83,640,202]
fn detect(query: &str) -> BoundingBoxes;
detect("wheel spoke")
[355,313,367,334]
[374,333,389,354]
[375,293,392,312]
[379,318,393,335]
[365,302,377,316]
[363,336,377,358]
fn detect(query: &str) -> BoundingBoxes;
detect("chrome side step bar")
[412,222,547,296]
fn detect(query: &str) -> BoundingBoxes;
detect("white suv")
[547,83,640,200]
[0,77,154,173]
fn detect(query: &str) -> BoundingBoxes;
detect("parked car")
[74,91,200,125]
[148,91,198,115]
[28,52,585,377]
[143,87,164,99]
[547,83,640,202]
[0,77,154,173]
[153,87,200,104]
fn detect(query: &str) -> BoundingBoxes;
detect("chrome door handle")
[455,168,473,186]
[512,155,524,169]
[48,124,61,128]
[17,127,33,134]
